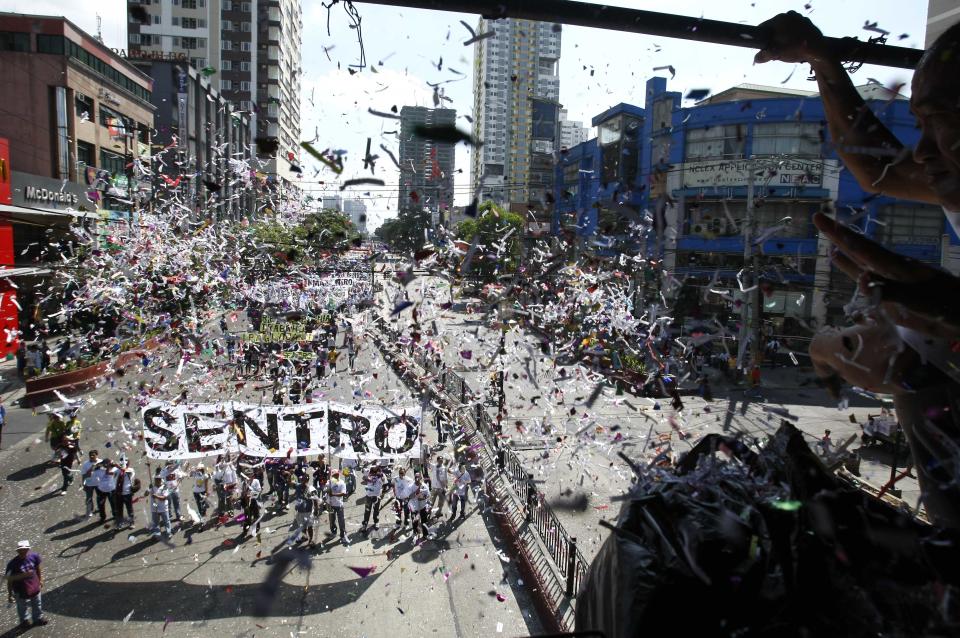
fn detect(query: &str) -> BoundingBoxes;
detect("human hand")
[754,10,831,65]
[814,213,960,340]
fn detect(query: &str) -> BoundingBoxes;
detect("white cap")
[16,540,30,550]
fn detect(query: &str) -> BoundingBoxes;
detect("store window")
[685,125,745,161]
[75,93,92,120]
[76,141,94,168]
[751,122,822,157]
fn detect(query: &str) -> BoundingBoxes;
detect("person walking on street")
[0,399,6,449]
[80,450,101,517]
[241,473,262,537]
[116,461,137,529]
[56,436,79,495]
[392,466,415,531]
[360,465,385,535]
[162,461,184,522]
[326,470,348,545]
[448,463,470,521]
[408,477,431,542]
[95,459,119,524]
[149,476,172,537]
[191,464,210,519]
[5,541,47,630]
[429,457,449,519]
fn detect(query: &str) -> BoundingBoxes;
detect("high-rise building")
[470,18,561,207]
[342,198,368,236]
[126,0,301,187]
[926,0,960,46]
[559,109,588,150]
[398,106,456,212]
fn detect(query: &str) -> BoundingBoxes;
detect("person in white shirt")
[95,459,119,523]
[392,466,415,530]
[360,465,385,534]
[190,465,210,518]
[290,475,318,546]
[149,476,172,536]
[241,474,262,537]
[214,456,238,516]
[429,457,449,519]
[326,471,348,544]
[116,463,137,529]
[448,463,470,521]
[161,462,184,522]
[407,477,432,541]
[79,450,101,517]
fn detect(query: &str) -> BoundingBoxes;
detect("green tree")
[454,201,523,279]
[376,206,432,254]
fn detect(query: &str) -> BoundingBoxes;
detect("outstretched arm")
[755,11,935,203]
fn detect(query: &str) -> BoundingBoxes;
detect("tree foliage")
[249,208,358,267]
[454,201,524,279]
[375,206,432,254]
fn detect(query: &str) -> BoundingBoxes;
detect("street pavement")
[0,319,543,637]
[377,275,920,564]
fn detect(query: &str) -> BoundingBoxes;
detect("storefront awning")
[0,267,52,277]
[0,203,99,224]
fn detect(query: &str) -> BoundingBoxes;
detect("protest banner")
[142,400,420,461]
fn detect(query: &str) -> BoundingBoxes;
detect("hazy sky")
[0,0,929,228]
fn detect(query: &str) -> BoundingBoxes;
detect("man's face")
[16,548,29,558]
[89,453,97,461]
[911,61,960,210]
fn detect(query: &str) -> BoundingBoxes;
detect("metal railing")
[371,314,590,602]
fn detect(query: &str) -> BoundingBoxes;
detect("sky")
[0,0,929,229]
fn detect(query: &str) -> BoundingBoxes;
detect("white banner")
[142,401,420,461]
[682,159,824,189]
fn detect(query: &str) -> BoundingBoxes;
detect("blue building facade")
[555,76,960,331]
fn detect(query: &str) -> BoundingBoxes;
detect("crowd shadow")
[49,518,105,541]
[42,569,383,622]
[6,461,50,482]
[21,490,61,508]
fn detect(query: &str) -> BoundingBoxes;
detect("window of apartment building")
[240,81,251,91]
[153,15,161,24]
[223,0,232,9]
[171,36,181,47]
[76,141,94,168]
[75,93,92,120]
[99,149,125,176]
[241,22,251,32]
[751,122,821,157]
[878,204,943,245]
[182,18,199,29]
[182,0,197,8]
[242,2,251,11]
[182,37,197,49]
[685,125,745,161]
[240,61,250,71]
[241,42,251,51]
[129,33,141,45]
[190,57,206,68]
[222,60,232,71]
[222,39,232,50]
[172,16,180,26]
[222,20,233,31]
[34,34,63,54]
[221,79,231,91]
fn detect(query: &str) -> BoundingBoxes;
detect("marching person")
[116,460,137,530]
[429,456,449,519]
[95,459,119,524]
[55,435,79,496]
[241,473,262,537]
[359,465,385,535]
[448,463,470,522]
[392,466,415,531]
[149,476,172,537]
[326,470,349,545]
[408,475,432,542]
[161,461,184,523]
[5,540,47,630]
[191,464,210,519]
[80,450,101,517]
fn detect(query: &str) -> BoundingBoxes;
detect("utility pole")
[738,159,756,373]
